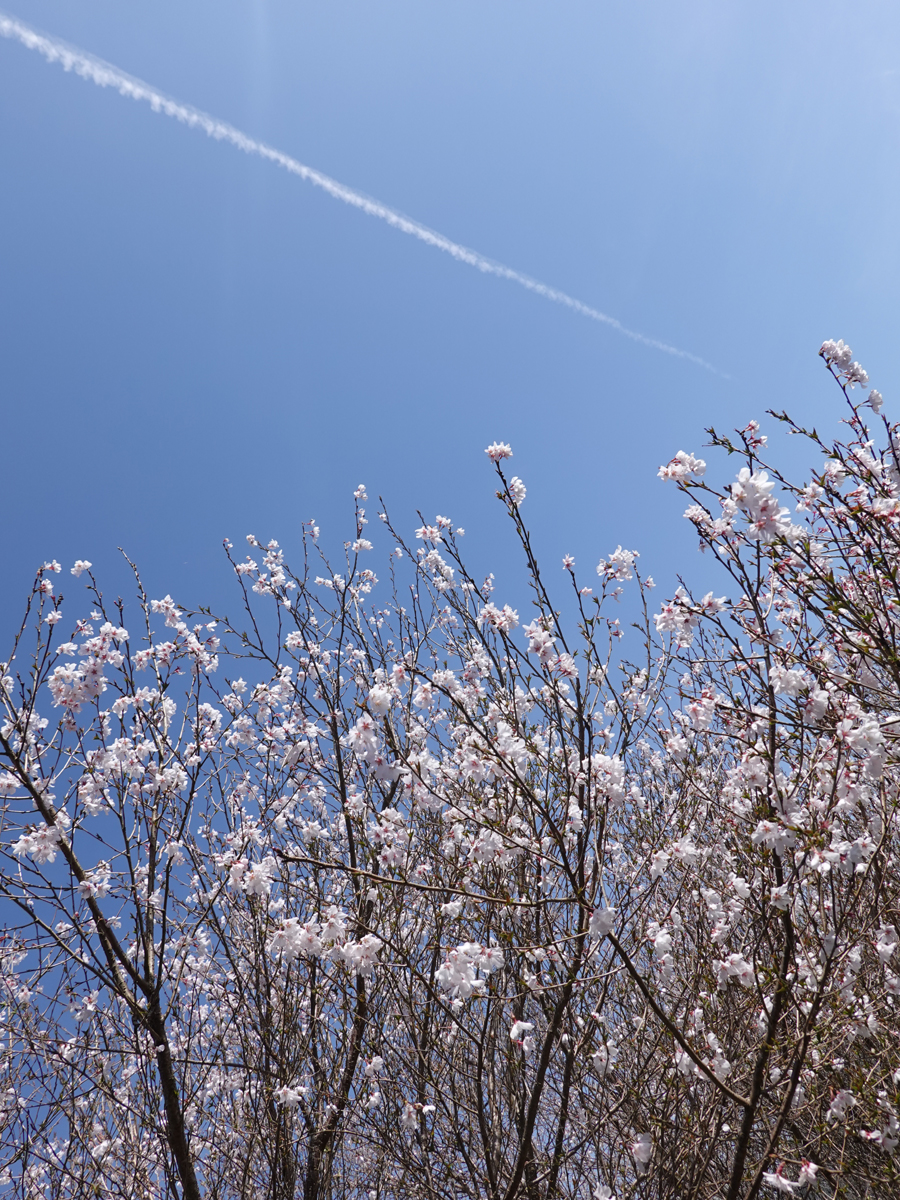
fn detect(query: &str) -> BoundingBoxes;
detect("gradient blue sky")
[1,1,898,627]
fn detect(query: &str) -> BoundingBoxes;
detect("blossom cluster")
[2,355,900,1200]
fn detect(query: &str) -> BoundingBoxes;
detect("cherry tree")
[1,343,898,1199]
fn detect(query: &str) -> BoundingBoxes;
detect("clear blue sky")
[1,1,898,627]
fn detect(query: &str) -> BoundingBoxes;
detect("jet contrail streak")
[0,11,722,374]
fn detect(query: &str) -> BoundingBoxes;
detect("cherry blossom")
[1,343,899,1199]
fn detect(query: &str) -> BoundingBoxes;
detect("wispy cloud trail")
[0,10,721,374]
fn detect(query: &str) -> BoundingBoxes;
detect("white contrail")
[0,11,722,374]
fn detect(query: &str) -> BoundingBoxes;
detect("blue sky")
[1,1,898,629]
